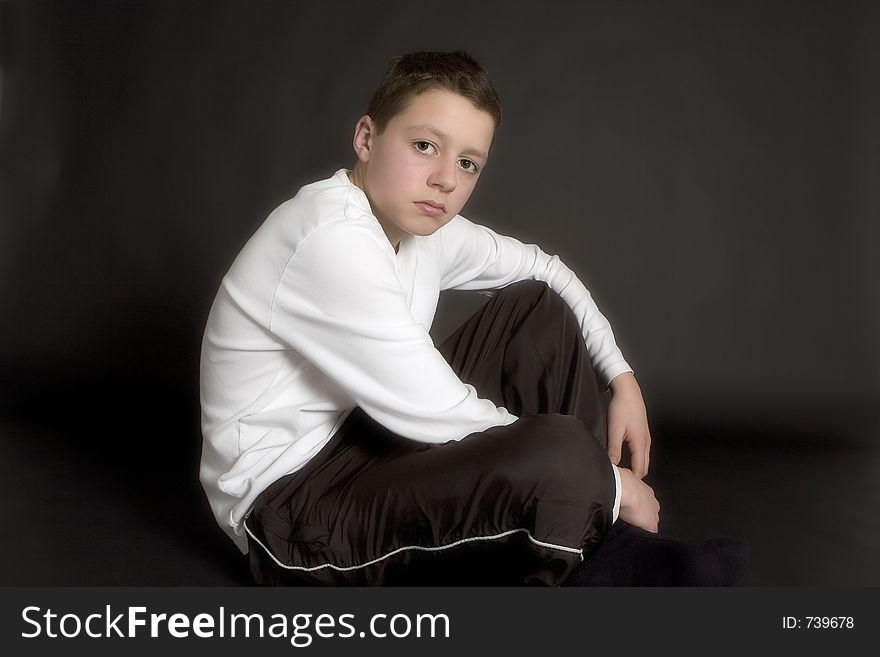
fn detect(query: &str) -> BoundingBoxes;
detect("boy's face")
[351,87,495,250]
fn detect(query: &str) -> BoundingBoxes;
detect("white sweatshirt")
[199,169,633,553]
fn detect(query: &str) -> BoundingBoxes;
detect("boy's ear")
[352,115,375,163]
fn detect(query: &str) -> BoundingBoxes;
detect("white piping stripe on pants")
[244,519,584,573]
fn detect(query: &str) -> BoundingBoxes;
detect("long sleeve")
[268,219,518,444]
[437,215,633,387]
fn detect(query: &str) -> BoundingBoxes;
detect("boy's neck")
[348,165,403,254]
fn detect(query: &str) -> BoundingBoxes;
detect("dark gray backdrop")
[1,0,878,585]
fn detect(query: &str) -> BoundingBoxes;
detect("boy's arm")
[437,214,631,387]
[437,215,652,478]
[268,222,518,444]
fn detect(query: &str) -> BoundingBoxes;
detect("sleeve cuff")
[603,364,635,390]
[610,463,622,523]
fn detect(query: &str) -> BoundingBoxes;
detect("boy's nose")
[428,158,457,193]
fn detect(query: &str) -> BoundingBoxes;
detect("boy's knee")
[497,280,553,307]
[497,280,574,326]
[502,414,611,496]
[545,414,610,482]
[501,279,548,297]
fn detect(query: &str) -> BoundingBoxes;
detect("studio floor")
[1,405,877,587]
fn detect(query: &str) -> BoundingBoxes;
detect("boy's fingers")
[640,432,652,477]
[630,446,646,478]
[606,431,622,465]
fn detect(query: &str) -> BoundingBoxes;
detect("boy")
[199,51,744,585]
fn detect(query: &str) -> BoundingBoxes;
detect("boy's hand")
[616,466,660,532]
[607,372,652,478]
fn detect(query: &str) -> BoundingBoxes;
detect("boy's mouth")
[415,200,446,217]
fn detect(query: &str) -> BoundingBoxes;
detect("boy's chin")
[406,217,453,237]
[406,226,444,239]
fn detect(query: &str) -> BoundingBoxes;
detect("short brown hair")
[366,51,502,133]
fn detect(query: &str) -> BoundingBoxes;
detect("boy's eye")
[414,141,435,154]
[459,159,479,174]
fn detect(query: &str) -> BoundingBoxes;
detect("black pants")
[245,280,748,586]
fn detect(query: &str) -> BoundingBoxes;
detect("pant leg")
[438,280,607,448]
[246,280,617,586]
[247,407,614,586]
